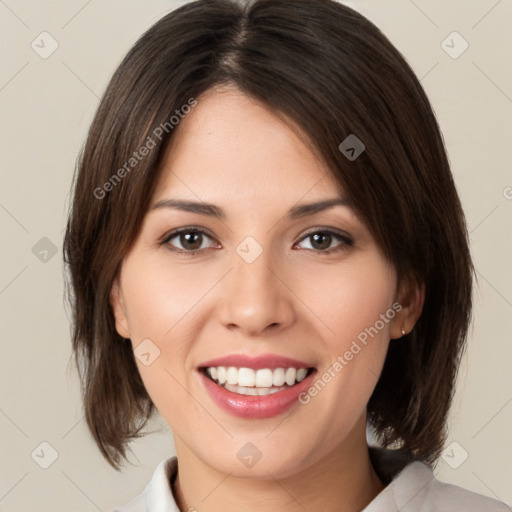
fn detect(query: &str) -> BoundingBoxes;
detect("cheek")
[295,254,396,423]
[119,256,194,423]
[120,252,211,341]
[296,255,396,422]
[119,251,227,419]
[294,253,396,347]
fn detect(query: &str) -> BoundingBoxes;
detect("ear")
[390,277,425,339]
[109,276,131,339]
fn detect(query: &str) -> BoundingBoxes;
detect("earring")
[401,327,406,336]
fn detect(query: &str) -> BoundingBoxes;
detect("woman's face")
[110,85,409,479]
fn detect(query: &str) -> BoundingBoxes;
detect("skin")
[110,85,424,512]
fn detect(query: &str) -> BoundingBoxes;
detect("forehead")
[152,86,344,205]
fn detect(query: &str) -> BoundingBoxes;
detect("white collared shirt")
[110,447,509,511]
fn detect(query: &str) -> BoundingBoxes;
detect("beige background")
[0,0,511,510]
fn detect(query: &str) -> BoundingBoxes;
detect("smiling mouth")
[199,366,316,396]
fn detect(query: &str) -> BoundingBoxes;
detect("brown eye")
[177,231,204,251]
[161,228,216,254]
[309,232,332,251]
[297,229,353,253]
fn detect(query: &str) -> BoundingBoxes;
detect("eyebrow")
[151,197,352,220]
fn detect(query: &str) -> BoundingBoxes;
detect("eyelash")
[159,226,354,257]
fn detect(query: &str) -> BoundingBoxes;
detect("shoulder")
[367,446,509,511]
[423,466,510,511]
[392,461,510,511]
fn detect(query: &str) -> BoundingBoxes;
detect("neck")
[171,420,386,512]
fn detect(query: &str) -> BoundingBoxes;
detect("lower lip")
[198,369,316,419]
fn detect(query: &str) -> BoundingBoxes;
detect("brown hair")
[63,0,474,471]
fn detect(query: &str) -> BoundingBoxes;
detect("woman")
[63,0,509,510]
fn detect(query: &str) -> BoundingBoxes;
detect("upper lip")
[198,353,316,370]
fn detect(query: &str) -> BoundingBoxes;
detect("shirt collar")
[144,456,180,512]
[364,446,435,511]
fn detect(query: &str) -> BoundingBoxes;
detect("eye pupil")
[311,232,331,250]
[181,231,202,250]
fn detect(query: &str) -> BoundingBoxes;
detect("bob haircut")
[63,0,473,471]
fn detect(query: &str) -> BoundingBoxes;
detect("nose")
[217,244,296,337]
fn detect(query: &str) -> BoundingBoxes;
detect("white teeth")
[296,368,308,382]
[272,368,286,386]
[226,367,238,385]
[256,369,273,387]
[224,383,290,395]
[285,368,296,386]
[238,367,255,387]
[205,366,311,388]
[217,366,227,384]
